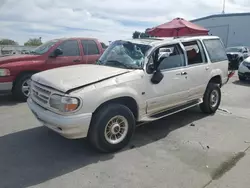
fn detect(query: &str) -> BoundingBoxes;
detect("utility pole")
[222,0,226,14]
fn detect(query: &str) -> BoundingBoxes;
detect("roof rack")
[137,36,164,40]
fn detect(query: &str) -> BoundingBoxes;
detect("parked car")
[238,57,250,81]
[0,37,105,101]
[226,46,250,70]
[27,36,229,152]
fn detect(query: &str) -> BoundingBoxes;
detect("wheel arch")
[12,70,39,89]
[209,75,222,86]
[93,96,139,121]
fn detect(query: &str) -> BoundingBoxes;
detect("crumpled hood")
[32,64,130,93]
[0,54,40,64]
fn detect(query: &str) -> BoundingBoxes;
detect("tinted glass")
[226,47,242,53]
[203,39,228,63]
[32,40,58,55]
[82,40,99,55]
[157,44,185,70]
[57,40,80,56]
[183,40,206,65]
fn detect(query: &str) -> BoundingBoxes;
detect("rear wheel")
[13,73,33,101]
[200,83,221,114]
[88,103,135,153]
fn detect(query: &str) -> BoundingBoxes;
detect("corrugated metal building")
[191,13,250,48]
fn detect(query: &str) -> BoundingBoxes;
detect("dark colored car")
[226,46,250,70]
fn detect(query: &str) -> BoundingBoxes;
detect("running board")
[140,99,202,122]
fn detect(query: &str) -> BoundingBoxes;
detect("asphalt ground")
[0,73,250,188]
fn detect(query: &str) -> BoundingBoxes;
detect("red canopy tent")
[146,18,209,37]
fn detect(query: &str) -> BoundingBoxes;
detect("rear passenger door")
[182,40,210,100]
[81,40,101,64]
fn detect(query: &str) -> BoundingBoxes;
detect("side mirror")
[151,69,164,84]
[50,48,63,57]
[146,63,155,74]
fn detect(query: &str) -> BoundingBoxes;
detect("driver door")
[46,40,83,70]
[146,43,189,115]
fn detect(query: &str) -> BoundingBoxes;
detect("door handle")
[181,71,187,75]
[73,59,80,63]
[205,67,210,70]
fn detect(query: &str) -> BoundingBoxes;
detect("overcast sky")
[0,0,249,45]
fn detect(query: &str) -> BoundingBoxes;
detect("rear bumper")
[27,97,92,139]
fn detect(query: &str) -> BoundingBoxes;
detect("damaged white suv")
[28,36,229,152]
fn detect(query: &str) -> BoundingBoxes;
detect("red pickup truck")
[0,37,105,101]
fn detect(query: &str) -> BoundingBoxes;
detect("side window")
[81,40,100,55]
[57,40,80,56]
[182,40,206,65]
[203,39,228,63]
[156,44,185,70]
[101,42,108,49]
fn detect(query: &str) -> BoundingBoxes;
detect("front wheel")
[200,83,221,114]
[13,73,33,101]
[88,103,135,153]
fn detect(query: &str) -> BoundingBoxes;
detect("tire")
[13,73,33,102]
[88,103,135,153]
[239,75,246,81]
[200,83,221,114]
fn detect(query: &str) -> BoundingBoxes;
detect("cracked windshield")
[0,0,250,188]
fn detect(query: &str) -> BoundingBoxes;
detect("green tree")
[140,32,150,38]
[132,30,150,39]
[24,37,42,46]
[132,31,141,39]
[0,39,18,45]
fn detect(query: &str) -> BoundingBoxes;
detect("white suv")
[27,36,229,152]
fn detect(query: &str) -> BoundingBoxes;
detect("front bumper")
[0,82,12,93]
[27,98,92,139]
[238,71,250,78]
[0,76,15,93]
[238,63,250,78]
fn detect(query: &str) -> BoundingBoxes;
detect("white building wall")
[192,14,250,48]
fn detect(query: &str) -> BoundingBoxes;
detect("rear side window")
[182,40,207,65]
[203,39,228,63]
[57,40,80,56]
[81,40,100,55]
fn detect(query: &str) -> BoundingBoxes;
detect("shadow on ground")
[0,94,21,106]
[0,108,207,188]
[232,80,250,87]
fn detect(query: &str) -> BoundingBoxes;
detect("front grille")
[31,81,52,105]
